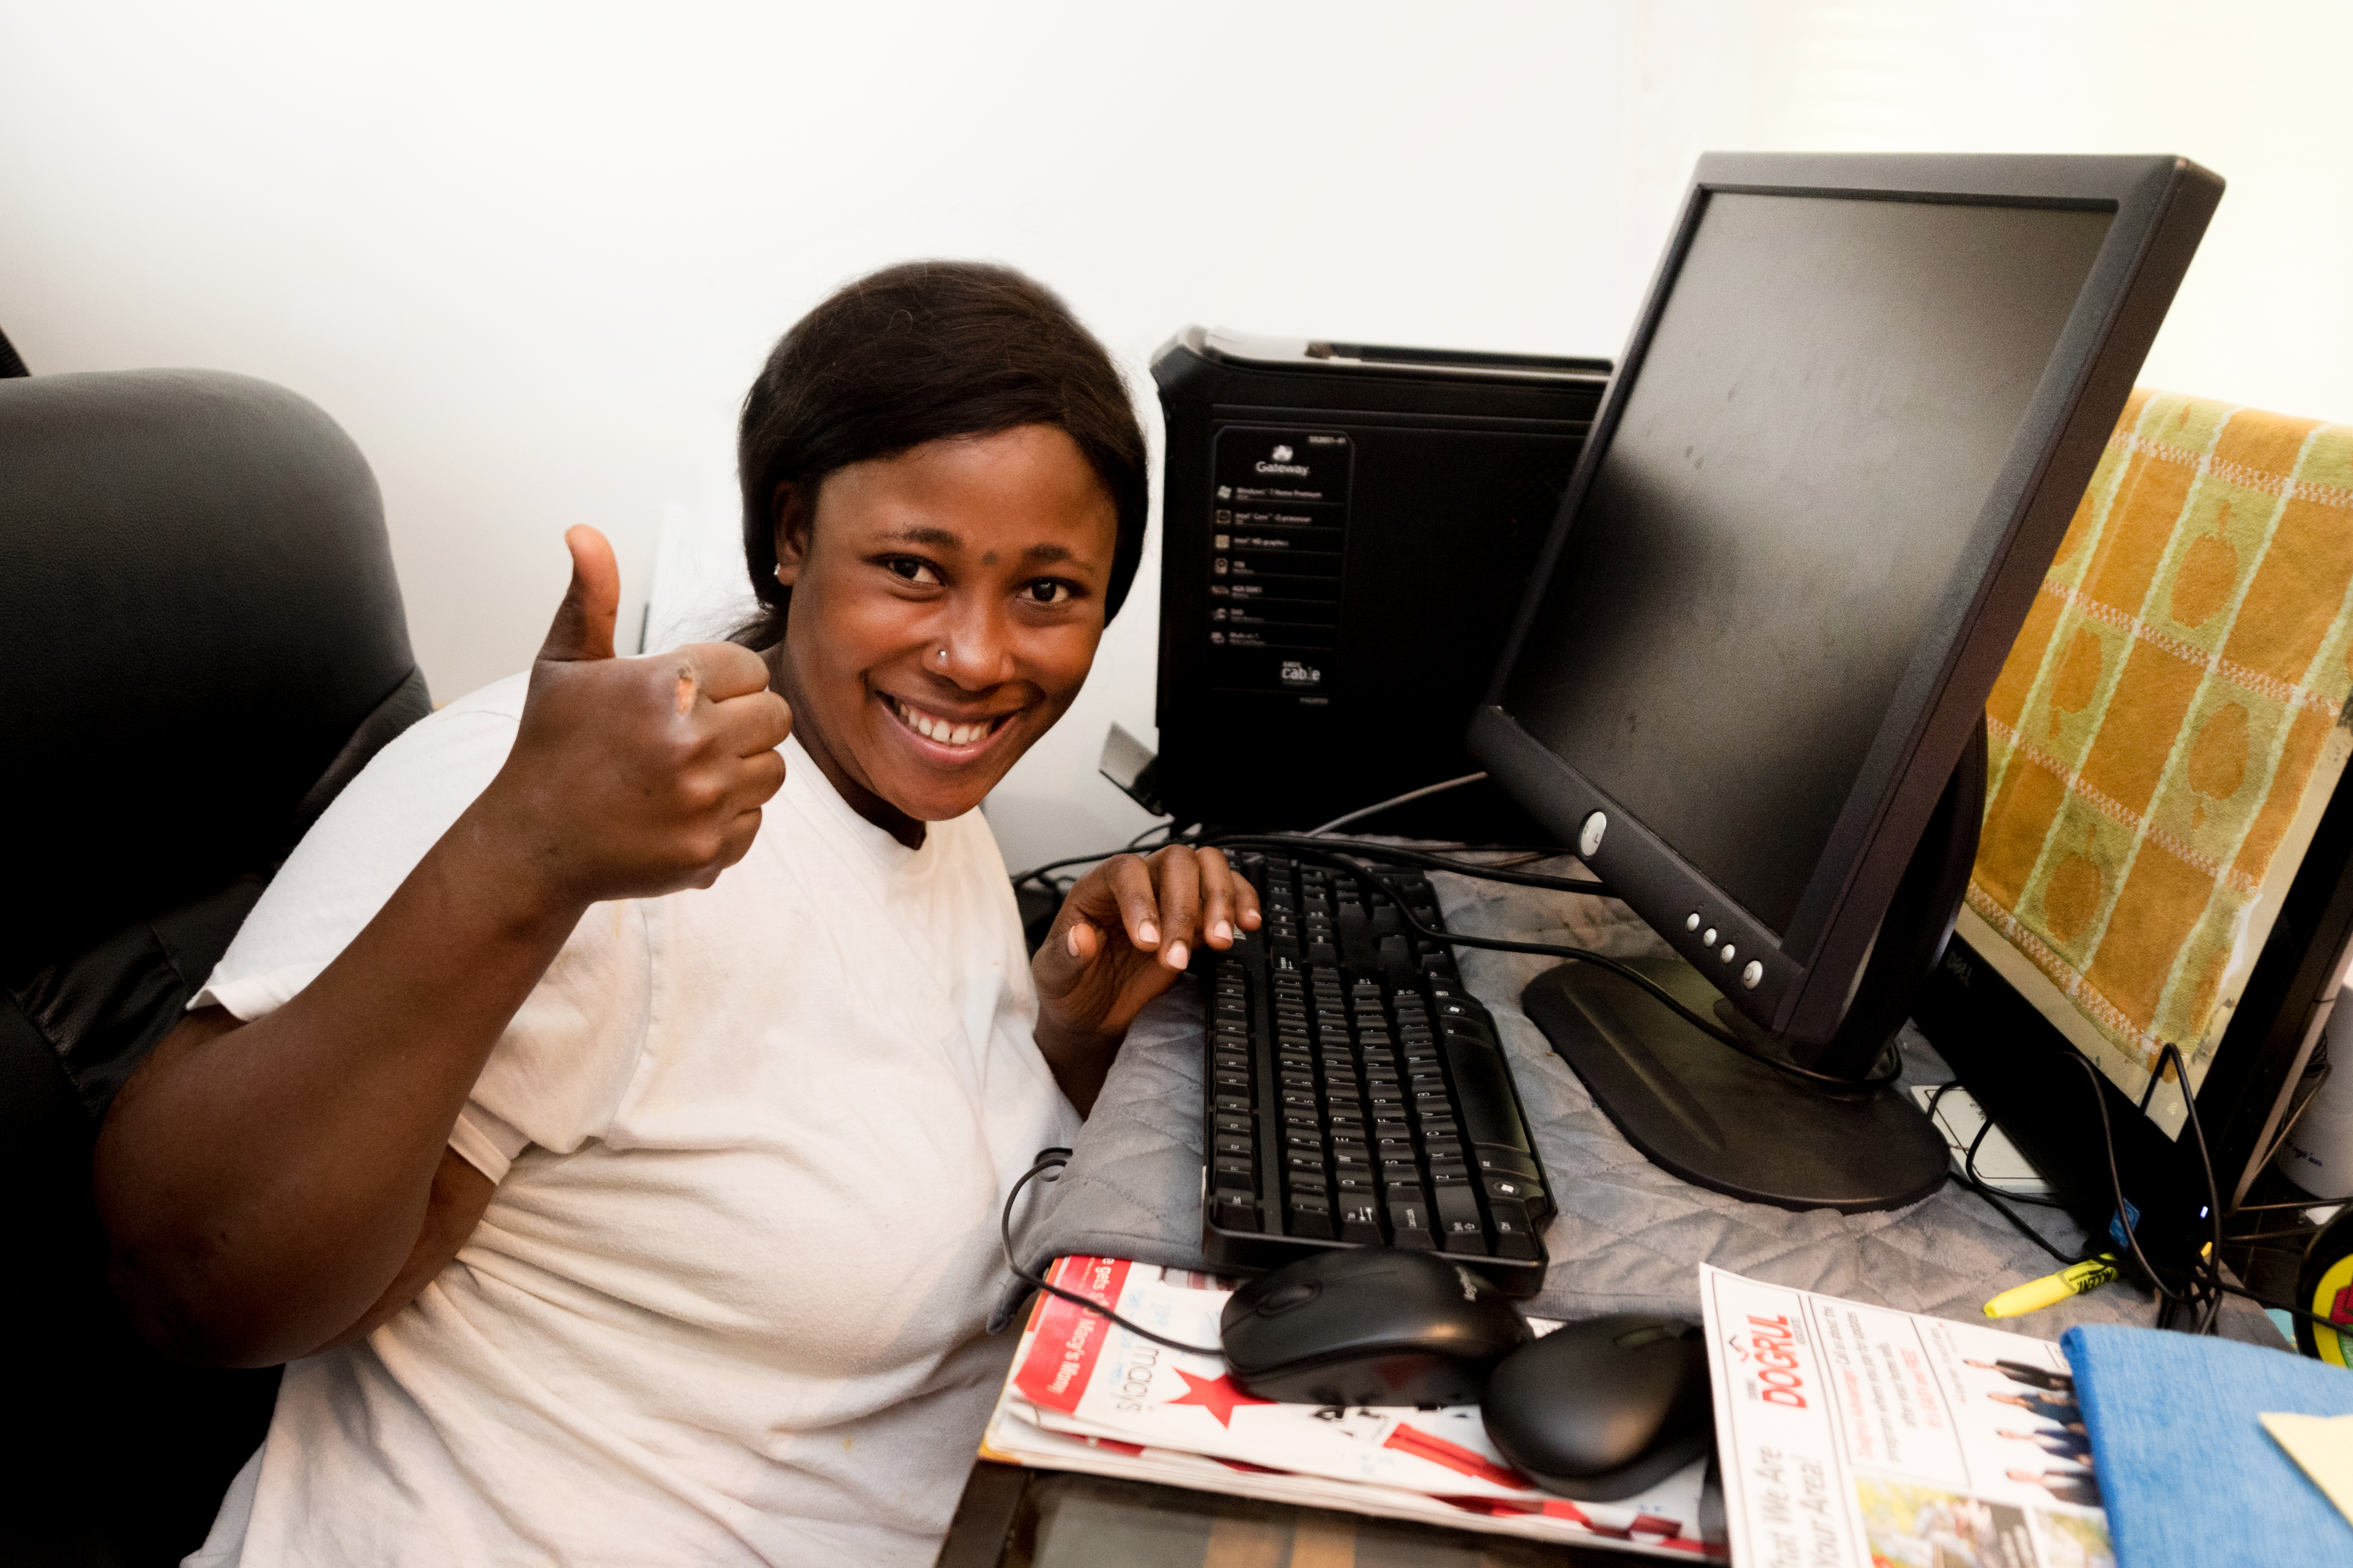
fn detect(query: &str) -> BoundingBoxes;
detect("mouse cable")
[999,1152,1225,1358]
[1206,836,1902,1091]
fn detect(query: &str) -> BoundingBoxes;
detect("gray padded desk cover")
[998,860,2281,1347]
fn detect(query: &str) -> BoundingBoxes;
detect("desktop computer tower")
[1151,329,1609,832]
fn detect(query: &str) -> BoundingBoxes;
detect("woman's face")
[772,424,1117,840]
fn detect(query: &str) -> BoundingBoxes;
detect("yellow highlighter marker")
[1984,1254,2122,1318]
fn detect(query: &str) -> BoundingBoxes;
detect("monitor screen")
[1501,192,2112,934]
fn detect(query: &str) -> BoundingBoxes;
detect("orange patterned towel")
[1962,389,2353,1134]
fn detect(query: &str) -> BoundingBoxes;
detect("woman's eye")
[1022,579,1074,605]
[886,557,942,586]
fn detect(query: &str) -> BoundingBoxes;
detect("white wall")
[6,2,2348,873]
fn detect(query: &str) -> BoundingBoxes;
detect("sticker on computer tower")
[1208,426,1350,698]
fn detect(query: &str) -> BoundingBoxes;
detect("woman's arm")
[94,529,791,1367]
[1030,846,1259,1115]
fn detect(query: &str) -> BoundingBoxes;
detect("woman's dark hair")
[733,260,1148,650]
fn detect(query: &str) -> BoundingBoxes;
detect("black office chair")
[1,341,431,1565]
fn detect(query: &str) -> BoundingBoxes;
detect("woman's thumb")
[539,526,620,663]
[1034,918,1101,1002]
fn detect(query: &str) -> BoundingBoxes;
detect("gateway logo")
[1256,441,1308,477]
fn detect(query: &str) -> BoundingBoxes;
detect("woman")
[95,261,1256,1565]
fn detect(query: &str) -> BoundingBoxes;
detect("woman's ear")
[771,482,812,587]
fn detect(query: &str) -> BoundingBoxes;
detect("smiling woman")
[92,261,1257,1567]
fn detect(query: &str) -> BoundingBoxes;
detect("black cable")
[1222,831,1614,900]
[1210,835,1902,1090]
[2166,1041,2228,1334]
[1957,1096,2070,1208]
[1920,1083,2085,1261]
[999,1153,1225,1357]
[2067,1050,2209,1322]
[2066,1046,2238,1333]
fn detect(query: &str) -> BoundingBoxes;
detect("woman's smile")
[878,690,1023,760]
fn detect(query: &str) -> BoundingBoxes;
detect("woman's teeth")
[890,696,998,748]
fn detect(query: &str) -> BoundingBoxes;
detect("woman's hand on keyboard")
[1030,847,1260,1113]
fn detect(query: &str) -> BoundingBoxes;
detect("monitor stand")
[1520,720,1984,1213]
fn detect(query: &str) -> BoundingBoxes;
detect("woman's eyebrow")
[881,525,962,549]
[1022,542,1078,565]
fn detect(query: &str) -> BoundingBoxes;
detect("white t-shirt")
[186,673,1078,1567]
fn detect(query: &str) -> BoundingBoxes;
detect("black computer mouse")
[1481,1313,1715,1500]
[1220,1249,1531,1407]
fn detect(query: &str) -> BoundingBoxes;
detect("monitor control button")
[1578,812,1607,858]
[1702,927,1718,946]
[1685,913,1701,932]
[1741,960,1763,989]
[1720,944,1735,963]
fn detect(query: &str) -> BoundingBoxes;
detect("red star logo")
[1165,1368,1277,1428]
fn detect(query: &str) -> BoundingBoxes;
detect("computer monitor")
[1468,152,2223,1211]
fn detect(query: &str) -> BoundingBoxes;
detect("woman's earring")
[775,563,788,583]
[937,647,950,663]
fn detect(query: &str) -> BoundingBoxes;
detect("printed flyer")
[1699,1265,2112,1568]
[984,1255,1725,1558]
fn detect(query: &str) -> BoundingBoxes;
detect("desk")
[949,850,2280,1565]
[940,1462,1640,1567]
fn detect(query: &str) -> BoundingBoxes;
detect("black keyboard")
[1199,852,1555,1296]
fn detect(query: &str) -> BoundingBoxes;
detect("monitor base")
[1522,957,1950,1213]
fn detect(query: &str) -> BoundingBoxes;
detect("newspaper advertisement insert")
[1698,1264,2112,1568]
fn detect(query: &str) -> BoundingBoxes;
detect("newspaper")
[983,1255,1723,1558]
[1699,1265,2113,1568]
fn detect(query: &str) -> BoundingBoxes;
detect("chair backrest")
[0,366,430,1563]
[2,367,429,964]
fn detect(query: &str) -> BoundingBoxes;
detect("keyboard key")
[1213,1136,1255,1160]
[1490,1217,1540,1260]
[1284,1129,1323,1152]
[1385,1200,1436,1249]
[1483,1179,1546,1234]
[1213,1195,1260,1232]
[1212,1158,1256,1192]
[1441,1038,1531,1153]
[1473,1146,1544,1183]
[1435,1185,1488,1255]
[1338,1202,1384,1245]
[1288,1197,1335,1239]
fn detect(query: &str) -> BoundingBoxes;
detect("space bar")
[1441,1037,1531,1153]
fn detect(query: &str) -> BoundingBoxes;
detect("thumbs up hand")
[475,526,793,910]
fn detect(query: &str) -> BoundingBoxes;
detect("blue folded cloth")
[2062,1323,2353,1567]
